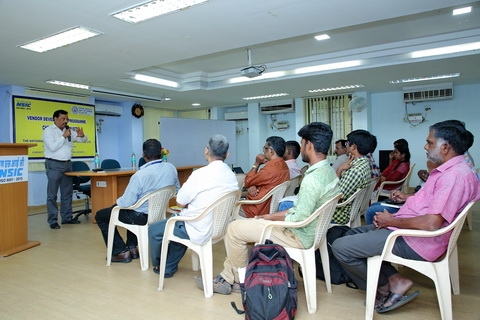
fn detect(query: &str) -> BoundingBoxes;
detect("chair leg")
[318,242,332,293]
[432,266,453,320]
[365,256,383,320]
[466,210,473,231]
[106,224,116,266]
[449,246,460,295]
[302,254,318,313]
[158,239,170,291]
[191,251,200,271]
[137,231,149,271]
[199,247,213,298]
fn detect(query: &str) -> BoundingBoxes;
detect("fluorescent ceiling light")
[309,84,365,93]
[133,74,179,88]
[19,27,101,53]
[314,34,330,41]
[295,60,361,74]
[389,73,460,84]
[243,93,289,101]
[46,80,90,90]
[453,6,471,15]
[111,0,209,23]
[411,42,480,58]
[192,103,201,106]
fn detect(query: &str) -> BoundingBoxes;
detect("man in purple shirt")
[332,120,480,314]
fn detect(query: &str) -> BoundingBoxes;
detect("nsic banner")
[0,155,28,184]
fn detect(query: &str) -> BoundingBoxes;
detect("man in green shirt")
[195,122,341,295]
[333,129,373,224]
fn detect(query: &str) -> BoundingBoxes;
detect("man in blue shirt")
[96,139,180,263]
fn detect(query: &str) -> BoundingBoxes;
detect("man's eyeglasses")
[263,146,273,151]
[345,141,351,147]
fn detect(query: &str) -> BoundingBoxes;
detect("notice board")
[159,118,236,167]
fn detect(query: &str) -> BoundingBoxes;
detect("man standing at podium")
[43,109,87,229]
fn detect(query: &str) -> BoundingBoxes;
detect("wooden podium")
[0,143,40,257]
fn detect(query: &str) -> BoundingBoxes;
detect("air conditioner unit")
[403,82,453,102]
[95,104,123,117]
[224,111,248,121]
[260,99,295,114]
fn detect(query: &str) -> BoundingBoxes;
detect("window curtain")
[304,95,352,155]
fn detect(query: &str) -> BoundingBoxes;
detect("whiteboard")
[159,118,236,167]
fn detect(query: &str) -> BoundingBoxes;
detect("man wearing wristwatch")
[43,109,88,229]
[240,136,290,218]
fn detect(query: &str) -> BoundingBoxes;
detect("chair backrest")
[138,157,146,168]
[268,180,291,214]
[311,194,343,250]
[336,187,368,227]
[101,158,121,169]
[146,186,177,224]
[235,173,246,190]
[284,175,301,197]
[210,190,241,242]
[445,201,475,258]
[71,161,90,185]
[360,177,379,215]
[400,163,416,193]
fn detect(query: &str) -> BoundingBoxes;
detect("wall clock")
[131,103,144,118]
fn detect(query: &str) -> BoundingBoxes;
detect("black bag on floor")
[315,225,353,285]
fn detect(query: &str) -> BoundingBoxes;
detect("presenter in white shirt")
[43,109,87,229]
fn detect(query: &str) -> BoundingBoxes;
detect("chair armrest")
[257,219,308,244]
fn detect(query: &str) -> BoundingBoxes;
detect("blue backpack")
[232,240,298,320]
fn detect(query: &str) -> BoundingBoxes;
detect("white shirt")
[285,159,302,179]
[176,160,238,245]
[331,154,348,171]
[43,124,88,160]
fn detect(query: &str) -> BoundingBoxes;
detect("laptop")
[232,167,244,174]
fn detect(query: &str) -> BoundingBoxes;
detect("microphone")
[65,125,71,142]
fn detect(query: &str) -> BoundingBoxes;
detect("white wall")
[370,83,480,188]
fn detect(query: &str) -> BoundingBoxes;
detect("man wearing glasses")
[334,130,373,225]
[240,136,290,218]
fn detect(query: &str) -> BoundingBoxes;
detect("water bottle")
[131,152,136,170]
[94,153,100,169]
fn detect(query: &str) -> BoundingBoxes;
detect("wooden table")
[65,168,136,220]
[65,165,203,220]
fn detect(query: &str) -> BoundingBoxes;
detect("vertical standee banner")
[12,96,96,159]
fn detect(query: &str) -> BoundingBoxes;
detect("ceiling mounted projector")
[240,49,266,78]
[240,66,265,78]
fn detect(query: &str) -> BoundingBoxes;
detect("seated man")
[195,122,341,294]
[331,139,348,171]
[283,140,302,179]
[333,130,373,224]
[241,136,290,218]
[278,130,372,225]
[148,134,238,277]
[96,139,180,263]
[332,120,480,313]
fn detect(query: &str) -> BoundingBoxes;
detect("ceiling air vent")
[403,82,453,102]
[260,99,295,114]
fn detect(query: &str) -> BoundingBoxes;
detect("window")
[304,94,352,155]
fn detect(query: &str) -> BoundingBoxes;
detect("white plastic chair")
[235,173,246,190]
[106,186,176,271]
[233,180,290,219]
[158,190,241,298]
[257,193,343,314]
[372,164,415,203]
[335,187,368,228]
[284,175,302,197]
[357,177,380,226]
[365,201,475,320]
